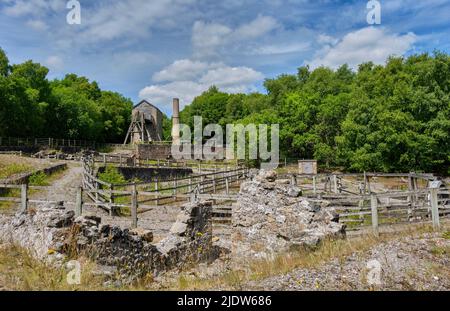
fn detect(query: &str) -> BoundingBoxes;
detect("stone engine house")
[124,100,163,144]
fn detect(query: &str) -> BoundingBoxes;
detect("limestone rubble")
[232,170,346,260]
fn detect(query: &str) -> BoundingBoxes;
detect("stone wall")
[136,144,172,160]
[101,166,193,182]
[0,163,67,185]
[232,170,346,260]
[0,200,216,280]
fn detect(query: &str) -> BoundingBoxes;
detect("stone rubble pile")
[232,170,346,260]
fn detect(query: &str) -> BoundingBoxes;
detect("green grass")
[0,167,67,211]
[98,166,126,184]
[28,171,48,186]
[0,244,106,291]
[0,163,32,179]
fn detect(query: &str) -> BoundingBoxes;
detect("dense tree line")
[0,47,132,143]
[1,45,448,173]
[180,53,450,174]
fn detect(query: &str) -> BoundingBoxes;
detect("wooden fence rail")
[1,181,448,231]
[78,156,249,226]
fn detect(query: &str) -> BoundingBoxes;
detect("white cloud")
[192,15,279,58]
[139,81,208,109]
[307,27,417,69]
[45,55,64,70]
[79,0,198,43]
[153,59,215,82]
[199,66,264,88]
[2,0,64,17]
[252,42,310,55]
[140,60,264,109]
[191,21,233,58]
[26,19,48,31]
[232,15,279,40]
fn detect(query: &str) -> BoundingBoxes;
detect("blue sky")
[1,0,449,115]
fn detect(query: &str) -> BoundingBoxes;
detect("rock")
[130,228,154,242]
[12,214,26,228]
[232,170,346,260]
[75,215,101,227]
[255,170,277,182]
[176,214,190,224]
[170,222,188,236]
[286,186,302,198]
[99,224,111,236]
[47,210,74,228]
[0,199,215,283]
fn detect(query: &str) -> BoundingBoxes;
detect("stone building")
[124,100,163,144]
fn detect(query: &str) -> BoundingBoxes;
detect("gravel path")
[243,232,449,291]
[34,163,83,203]
[31,163,182,241]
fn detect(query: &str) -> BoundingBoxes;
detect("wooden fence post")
[430,188,440,230]
[131,184,138,229]
[363,172,367,194]
[75,187,83,217]
[333,175,338,194]
[155,178,159,206]
[21,184,28,213]
[109,185,114,216]
[173,179,177,199]
[313,176,317,195]
[225,176,230,195]
[371,195,379,236]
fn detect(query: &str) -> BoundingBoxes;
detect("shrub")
[28,171,48,186]
[98,166,126,185]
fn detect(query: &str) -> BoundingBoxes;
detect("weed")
[0,163,32,179]
[98,166,126,184]
[28,171,48,186]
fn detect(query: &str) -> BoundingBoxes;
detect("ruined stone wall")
[0,163,67,185]
[114,166,193,182]
[232,170,346,261]
[136,144,172,160]
[0,201,216,280]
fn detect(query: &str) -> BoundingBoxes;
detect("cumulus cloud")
[140,60,264,109]
[307,27,417,69]
[153,59,217,82]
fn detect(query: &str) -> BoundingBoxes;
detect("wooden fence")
[290,172,436,196]
[2,163,448,233]
[91,153,242,171]
[0,137,97,149]
[1,182,448,234]
[81,156,249,226]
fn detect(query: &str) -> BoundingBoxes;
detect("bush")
[98,166,126,184]
[28,171,48,186]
